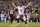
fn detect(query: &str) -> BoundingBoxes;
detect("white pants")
[4,18,6,22]
[23,18,26,21]
[1,17,4,22]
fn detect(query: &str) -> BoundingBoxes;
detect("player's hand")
[12,2,14,4]
[12,2,14,5]
[11,2,17,8]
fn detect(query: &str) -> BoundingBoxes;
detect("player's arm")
[26,2,31,8]
[12,2,17,8]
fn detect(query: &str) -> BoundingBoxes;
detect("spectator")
[1,13,4,22]
[9,8,14,24]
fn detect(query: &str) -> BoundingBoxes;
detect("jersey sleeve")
[23,6,26,9]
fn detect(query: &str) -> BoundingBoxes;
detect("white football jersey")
[17,6,26,15]
[9,9,13,14]
[1,14,4,18]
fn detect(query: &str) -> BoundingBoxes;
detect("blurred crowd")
[0,8,40,22]
[0,0,40,22]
